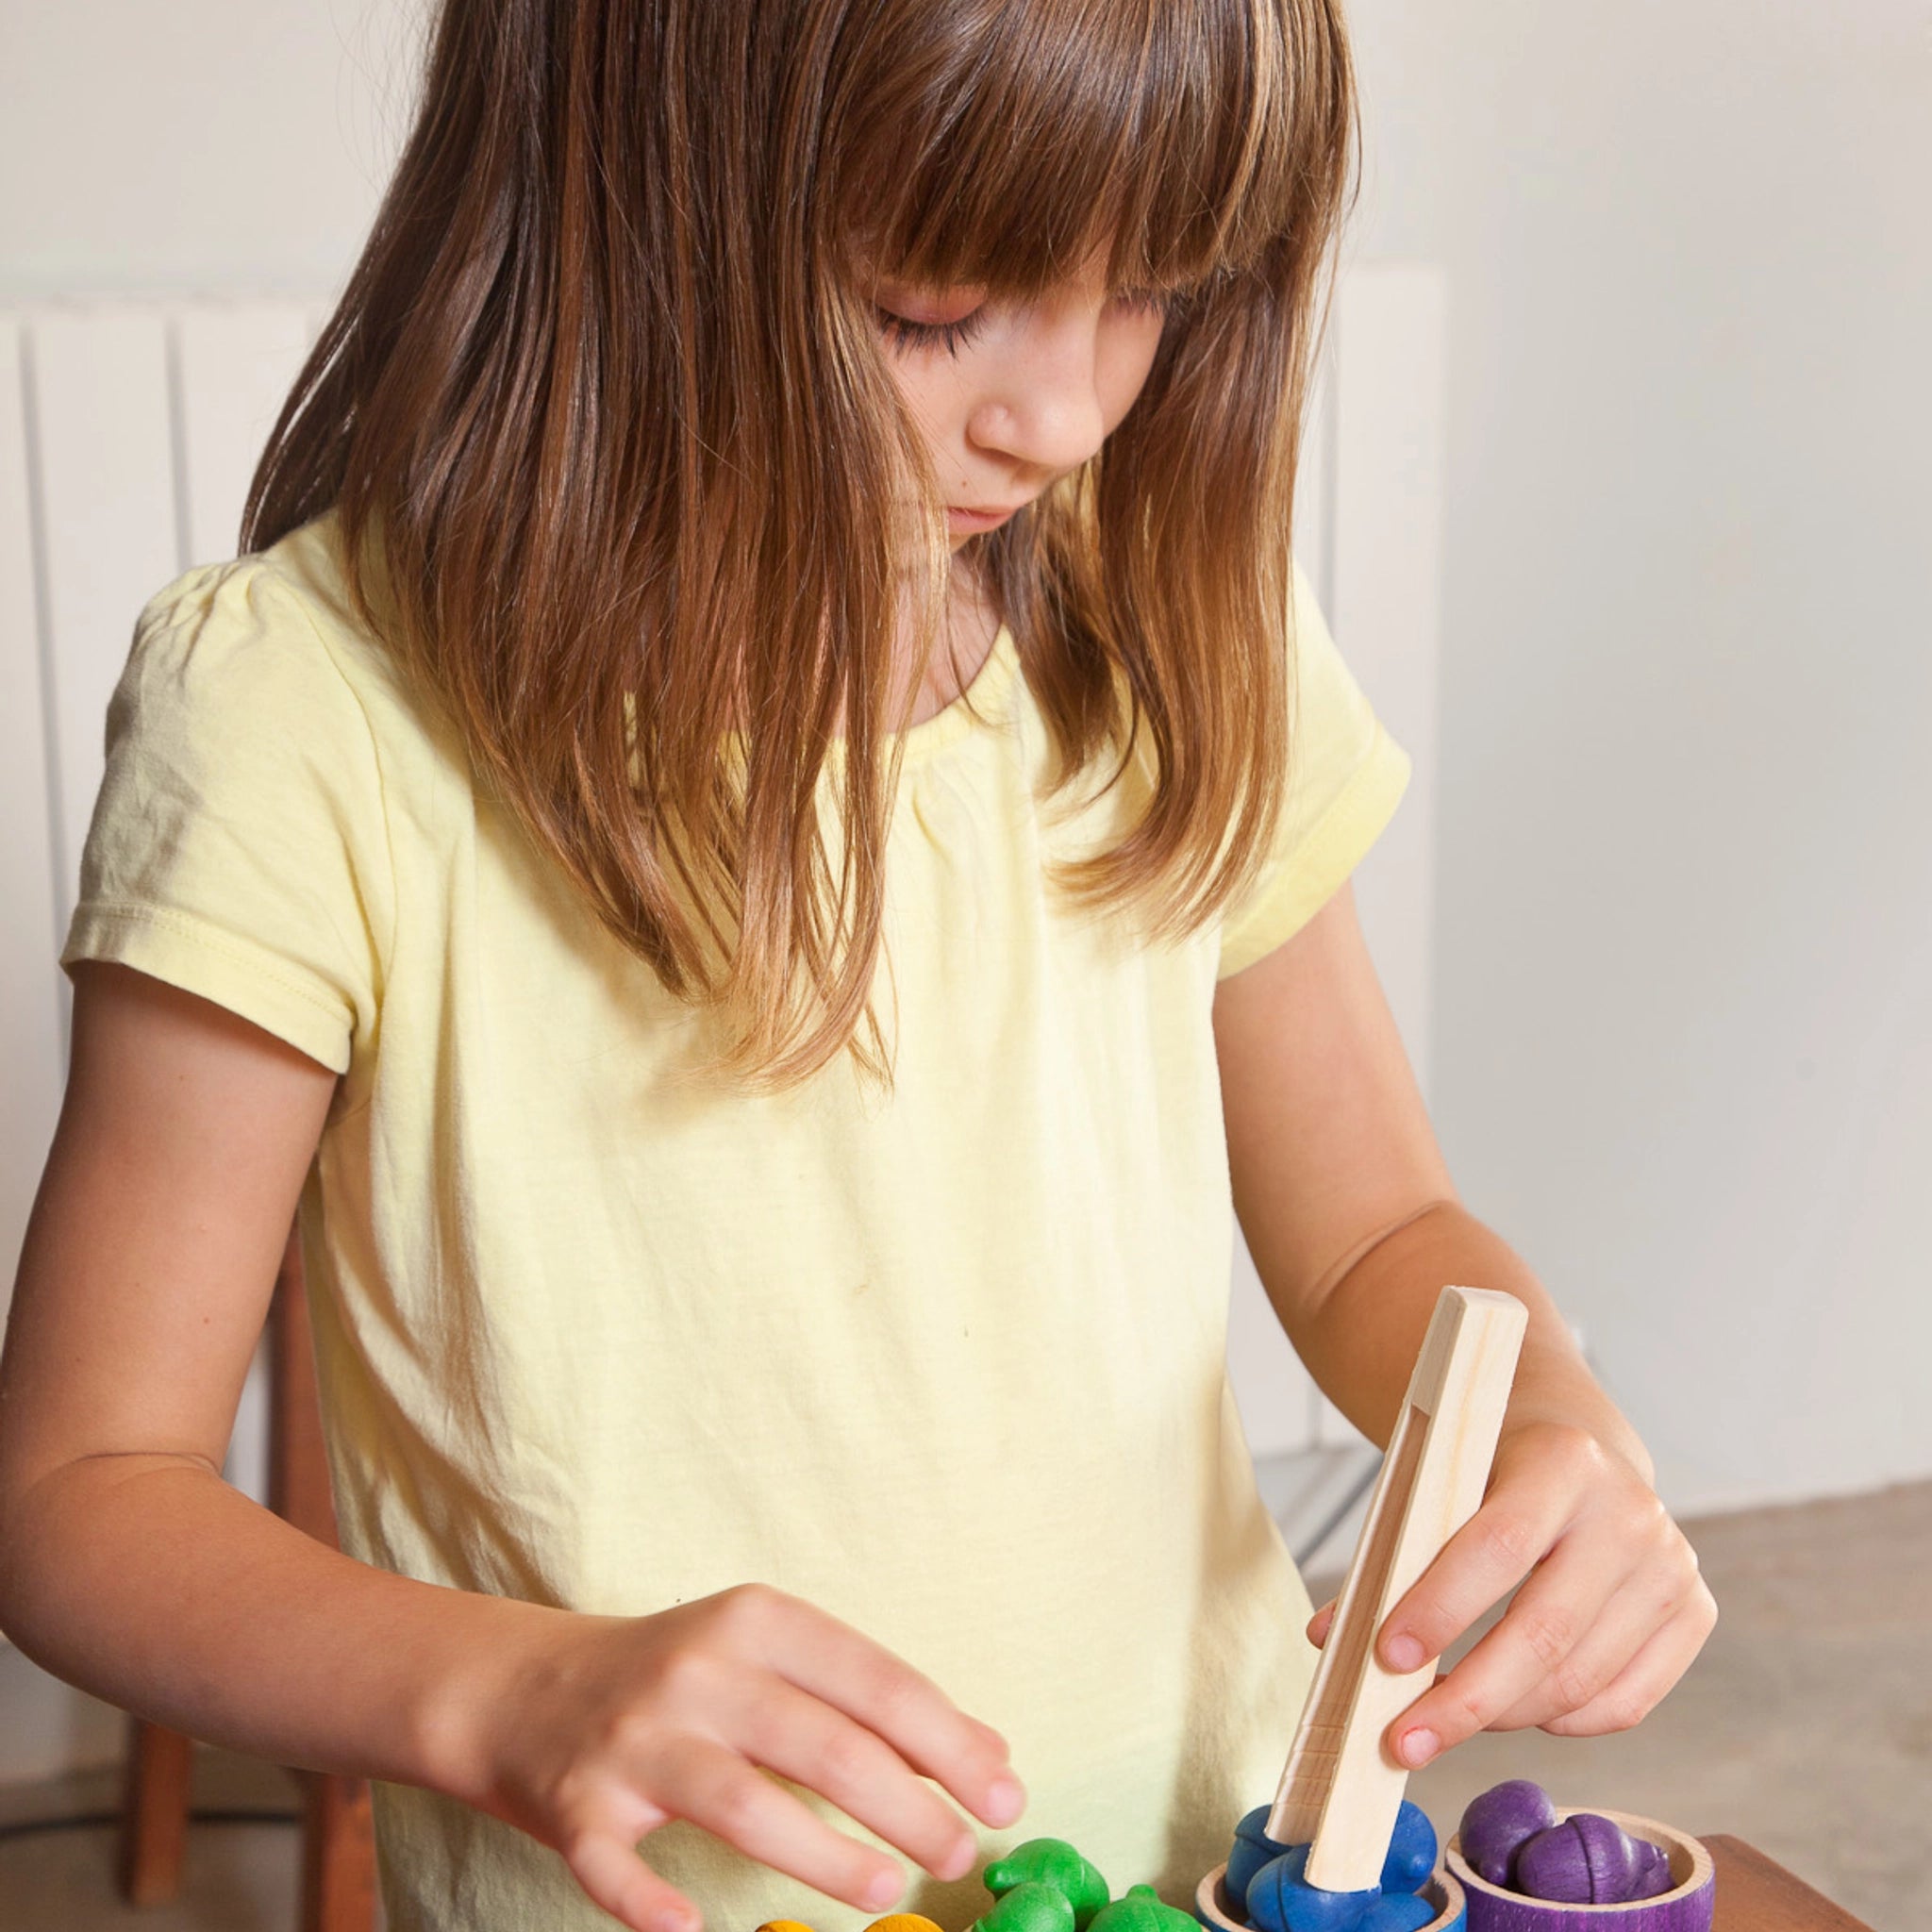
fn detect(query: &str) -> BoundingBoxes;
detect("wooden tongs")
[1268,1285,1527,1893]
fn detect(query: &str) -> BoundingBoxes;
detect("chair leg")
[117,1715,194,1904]
[274,1234,379,1932]
[269,1226,339,1545]
[299,1771,378,1932]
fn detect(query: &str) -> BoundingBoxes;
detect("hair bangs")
[832,0,1303,300]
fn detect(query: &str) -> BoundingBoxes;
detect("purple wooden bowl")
[1444,1809,1713,1932]
[1195,1860,1468,1932]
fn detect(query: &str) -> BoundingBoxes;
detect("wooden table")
[1706,1836,1873,1932]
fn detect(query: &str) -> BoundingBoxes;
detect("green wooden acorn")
[983,1840,1111,1932]
[1087,1884,1198,1932]
[973,1880,1077,1932]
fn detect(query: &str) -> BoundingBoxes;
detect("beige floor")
[1,1482,1925,1931]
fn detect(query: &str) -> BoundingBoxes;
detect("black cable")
[0,1807,300,1847]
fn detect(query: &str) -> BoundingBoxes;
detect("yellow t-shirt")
[61,510,1409,1932]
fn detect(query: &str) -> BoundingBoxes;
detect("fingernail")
[1385,1634,1426,1673]
[987,1774,1024,1825]
[1398,1727,1439,1768]
[864,1869,904,1912]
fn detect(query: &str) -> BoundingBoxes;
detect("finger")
[1539,1585,1718,1738]
[568,1832,700,1932]
[1382,1534,1634,1768]
[1489,1565,1700,1733]
[731,1675,978,1881]
[731,1588,1023,1826]
[655,1733,907,1914]
[1306,1599,1337,1648]
[1374,1490,1579,1680]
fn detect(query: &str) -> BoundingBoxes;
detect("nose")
[963,316,1109,477]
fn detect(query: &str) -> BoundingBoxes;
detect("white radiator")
[0,270,1445,1493]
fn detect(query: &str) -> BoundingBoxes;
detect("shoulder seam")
[248,551,402,1012]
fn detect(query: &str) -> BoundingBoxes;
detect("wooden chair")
[117,1225,377,1931]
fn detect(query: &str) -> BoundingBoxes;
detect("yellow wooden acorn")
[754,1921,822,1932]
[867,1918,947,1932]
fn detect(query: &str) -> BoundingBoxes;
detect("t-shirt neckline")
[876,622,1019,764]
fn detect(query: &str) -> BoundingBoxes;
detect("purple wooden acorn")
[1457,1783,1559,1890]
[1625,1838,1673,1902]
[1514,1816,1639,1906]
[1447,1806,1712,1932]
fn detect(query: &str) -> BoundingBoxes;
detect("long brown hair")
[243,0,1357,1090]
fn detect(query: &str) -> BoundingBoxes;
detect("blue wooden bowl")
[1195,1859,1468,1932]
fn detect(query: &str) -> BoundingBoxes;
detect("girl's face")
[871,249,1172,550]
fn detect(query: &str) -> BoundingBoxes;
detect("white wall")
[1343,0,1932,1511]
[0,0,424,301]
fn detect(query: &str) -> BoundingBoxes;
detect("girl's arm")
[0,963,1019,1932]
[1213,883,1716,1771]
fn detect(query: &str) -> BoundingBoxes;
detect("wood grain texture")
[1269,1288,1528,1891]
[1703,1838,1872,1932]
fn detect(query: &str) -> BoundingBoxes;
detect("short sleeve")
[59,558,392,1073]
[1215,562,1411,978]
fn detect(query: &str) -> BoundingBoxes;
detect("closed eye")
[874,306,989,357]
[874,285,1176,356]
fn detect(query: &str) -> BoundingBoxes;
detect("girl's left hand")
[1305,1420,1717,1769]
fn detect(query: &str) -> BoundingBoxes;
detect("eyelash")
[874,289,1175,358]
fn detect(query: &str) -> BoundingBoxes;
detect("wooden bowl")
[1195,1858,1468,1932]
[1444,1809,1713,1932]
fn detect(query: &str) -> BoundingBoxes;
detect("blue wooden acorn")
[1245,1847,1378,1932]
[1225,1798,1437,1924]
[1356,1893,1438,1931]
[1377,1802,1439,1895]
[1224,1807,1286,1915]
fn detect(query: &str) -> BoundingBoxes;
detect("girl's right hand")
[443,1583,1025,1932]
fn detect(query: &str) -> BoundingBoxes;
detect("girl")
[0,3,1714,1931]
